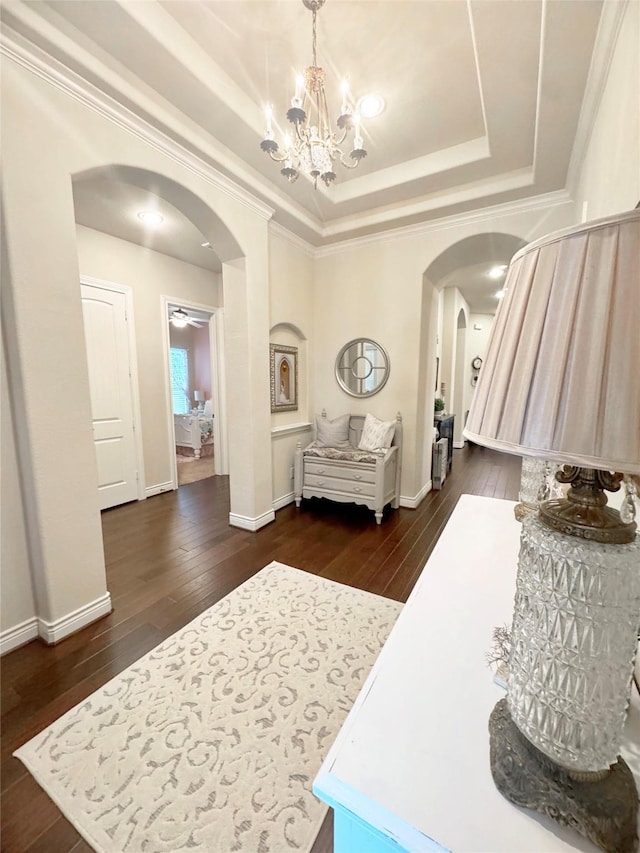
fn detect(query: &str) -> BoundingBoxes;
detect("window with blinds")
[170,347,190,414]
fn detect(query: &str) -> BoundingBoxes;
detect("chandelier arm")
[267,150,289,164]
[338,153,360,169]
[334,128,348,147]
[293,121,307,144]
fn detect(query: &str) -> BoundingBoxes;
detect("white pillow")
[315,413,351,448]
[358,413,395,452]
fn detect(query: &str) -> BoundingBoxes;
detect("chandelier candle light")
[260,0,367,188]
[464,209,640,853]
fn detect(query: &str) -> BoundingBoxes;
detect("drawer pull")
[317,480,325,486]
[318,467,325,474]
[353,473,362,480]
[354,486,362,492]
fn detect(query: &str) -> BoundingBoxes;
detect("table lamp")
[464,209,640,853]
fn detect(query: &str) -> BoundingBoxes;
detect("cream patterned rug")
[15,562,401,853]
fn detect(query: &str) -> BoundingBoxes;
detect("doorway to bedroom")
[166,300,219,487]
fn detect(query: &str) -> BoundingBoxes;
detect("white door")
[81,284,138,509]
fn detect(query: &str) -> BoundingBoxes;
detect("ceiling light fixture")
[495,289,505,299]
[137,210,163,227]
[170,308,188,328]
[489,264,508,279]
[357,94,385,119]
[260,0,367,188]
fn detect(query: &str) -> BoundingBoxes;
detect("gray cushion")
[315,413,351,448]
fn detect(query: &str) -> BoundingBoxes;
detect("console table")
[313,494,640,852]
[434,414,454,470]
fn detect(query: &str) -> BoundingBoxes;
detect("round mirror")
[335,338,390,397]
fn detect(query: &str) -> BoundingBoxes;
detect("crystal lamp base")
[490,698,639,853]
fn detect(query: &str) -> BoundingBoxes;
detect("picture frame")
[270,344,298,412]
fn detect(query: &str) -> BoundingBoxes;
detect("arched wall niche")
[269,322,311,505]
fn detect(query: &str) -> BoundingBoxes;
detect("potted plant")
[434,397,445,416]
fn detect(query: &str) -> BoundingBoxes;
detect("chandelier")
[260,0,367,188]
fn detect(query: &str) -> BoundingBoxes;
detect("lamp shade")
[464,209,640,475]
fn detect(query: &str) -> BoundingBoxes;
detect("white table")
[313,494,640,853]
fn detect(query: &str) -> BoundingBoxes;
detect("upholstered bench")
[294,411,402,524]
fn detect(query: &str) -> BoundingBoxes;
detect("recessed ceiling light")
[488,264,507,279]
[495,289,506,299]
[137,210,163,227]
[201,241,213,250]
[357,94,385,119]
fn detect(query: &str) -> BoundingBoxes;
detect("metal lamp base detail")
[489,698,638,853]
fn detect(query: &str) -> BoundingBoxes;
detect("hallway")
[1,445,522,852]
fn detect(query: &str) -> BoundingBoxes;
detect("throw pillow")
[315,413,352,448]
[358,413,395,452]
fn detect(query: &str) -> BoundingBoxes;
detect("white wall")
[1,323,36,650]
[77,226,221,490]
[573,0,640,219]
[269,229,315,507]
[311,199,575,504]
[462,314,496,431]
[1,54,273,648]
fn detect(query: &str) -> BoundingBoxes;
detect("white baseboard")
[400,481,432,509]
[0,616,39,656]
[37,592,113,645]
[453,440,465,449]
[229,510,276,531]
[146,481,175,498]
[273,492,295,511]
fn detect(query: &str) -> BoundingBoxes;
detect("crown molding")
[314,189,573,257]
[565,0,629,198]
[268,222,316,257]
[0,31,278,222]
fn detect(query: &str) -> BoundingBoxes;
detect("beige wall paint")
[2,0,636,648]
[463,314,496,431]
[78,226,221,490]
[313,200,575,504]
[2,55,273,645]
[573,1,640,219]
[269,230,314,506]
[1,325,36,634]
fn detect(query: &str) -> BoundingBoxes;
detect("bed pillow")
[358,413,395,452]
[315,413,352,448]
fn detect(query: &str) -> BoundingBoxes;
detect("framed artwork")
[270,344,298,412]
[435,357,440,392]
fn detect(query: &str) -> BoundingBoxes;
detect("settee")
[294,411,402,524]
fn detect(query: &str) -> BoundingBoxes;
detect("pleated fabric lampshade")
[464,208,640,853]
[465,208,640,475]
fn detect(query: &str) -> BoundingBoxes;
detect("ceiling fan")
[169,307,206,328]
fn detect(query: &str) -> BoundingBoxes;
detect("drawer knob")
[317,480,325,486]
[318,467,325,474]
[354,486,361,492]
[354,473,362,480]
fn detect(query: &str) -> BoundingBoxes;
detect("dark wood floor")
[0,445,521,853]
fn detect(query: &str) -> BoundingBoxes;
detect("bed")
[174,414,214,458]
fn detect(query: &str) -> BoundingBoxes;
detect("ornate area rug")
[15,562,401,853]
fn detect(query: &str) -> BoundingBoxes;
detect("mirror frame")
[335,338,390,398]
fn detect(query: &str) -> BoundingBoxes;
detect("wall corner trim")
[229,510,275,531]
[37,592,113,645]
[0,616,39,656]
[273,492,295,511]
[400,482,432,509]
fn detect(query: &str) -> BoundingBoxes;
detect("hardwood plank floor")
[0,445,521,852]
